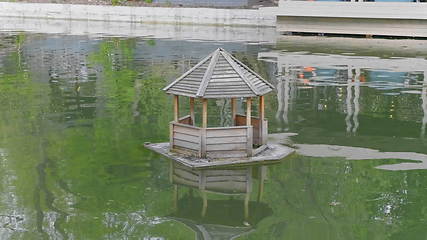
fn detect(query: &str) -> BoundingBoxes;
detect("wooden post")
[173,95,179,122]
[259,96,266,145]
[202,99,208,128]
[246,97,252,126]
[231,98,237,126]
[190,97,195,125]
[259,96,265,120]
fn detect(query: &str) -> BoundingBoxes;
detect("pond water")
[0,31,426,239]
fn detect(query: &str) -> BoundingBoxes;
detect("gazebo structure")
[145,48,295,168]
[163,48,274,159]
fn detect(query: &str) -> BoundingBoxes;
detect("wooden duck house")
[145,48,294,168]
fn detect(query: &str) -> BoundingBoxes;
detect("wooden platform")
[276,1,427,38]
[144,142,295,169]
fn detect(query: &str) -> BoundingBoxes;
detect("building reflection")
[259,51,427,153]
[422,71,427,138]
[168,161,272,240]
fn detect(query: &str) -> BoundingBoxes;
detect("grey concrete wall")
[0,17,277,44]
[0,2,276,27]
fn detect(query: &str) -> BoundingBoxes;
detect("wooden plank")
[206,150,247,159]
[221,51,259,95]
[206,175,247,182]
[205,182,247,193]
[173,175,199,188]
[170,123,174,151]
[174,125,200,136]
[206,136,247,144]
[200,128,207,158]
[206,128,246,138]
[163,53,211,91]
[204,169,248,175]
[174,132,200,144]
[174,168,199,181]
[174,139,199,150]
[206,143,247,151]
[197,49,219,97]
[210,74,241,79]
[262,119,268,145]
[247,126,253,157]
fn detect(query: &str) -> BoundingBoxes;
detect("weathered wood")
[174,139,199,150]
[207,151,247,159]
[206,182,247,193]
[254,145,268,156]
[206,128,247,138]
[206,136,247,144]
[200,128,207,158]
[259,96,265,120]
[178,115,192,125]
[197,49,219,97]
[207,143,247,151]
[202,99,208,128]
[174,168,199,181]
[174,124,200,136]
[206,175,247,182]
[163,53,212,91]
[169,123,174,151]
[221,51,260,95]
[173,95,179,122]
[262,119,268,145]
[174,132,200,144]
[173,175,199,188]
[189,97,195,126]
[246,97,252,126]
[247,126,253,157]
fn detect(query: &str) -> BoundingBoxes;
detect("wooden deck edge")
[144,142,295,169]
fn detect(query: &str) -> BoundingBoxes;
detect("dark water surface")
[0,32,427,239]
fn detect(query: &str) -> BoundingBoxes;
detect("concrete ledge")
[276,2,427,37]
[278,2,427,20]
[0,17,277,43]
[0,2,277,27]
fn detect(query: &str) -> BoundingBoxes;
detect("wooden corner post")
[246,97,252,126]
[200,99,208,158]
[190,97,195,125]
[173,95,179,122]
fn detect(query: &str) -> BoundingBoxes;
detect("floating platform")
[144,142,295,169]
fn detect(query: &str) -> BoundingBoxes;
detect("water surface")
[0,32,426,239]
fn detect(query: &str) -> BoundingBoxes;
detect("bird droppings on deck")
[144,142,295,169]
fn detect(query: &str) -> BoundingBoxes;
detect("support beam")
[231,98,237,126]
[173,95,179,122]
[246,97,252,126]
[259,96,265,120]
[202,99,208,128]
[190,97,195,125]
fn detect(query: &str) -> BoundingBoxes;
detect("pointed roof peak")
[163,48,274,98]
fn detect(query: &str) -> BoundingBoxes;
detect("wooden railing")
[235,114,268,146]
[170,120,253,158]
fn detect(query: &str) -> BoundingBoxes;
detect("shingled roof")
[163,48,274,98]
